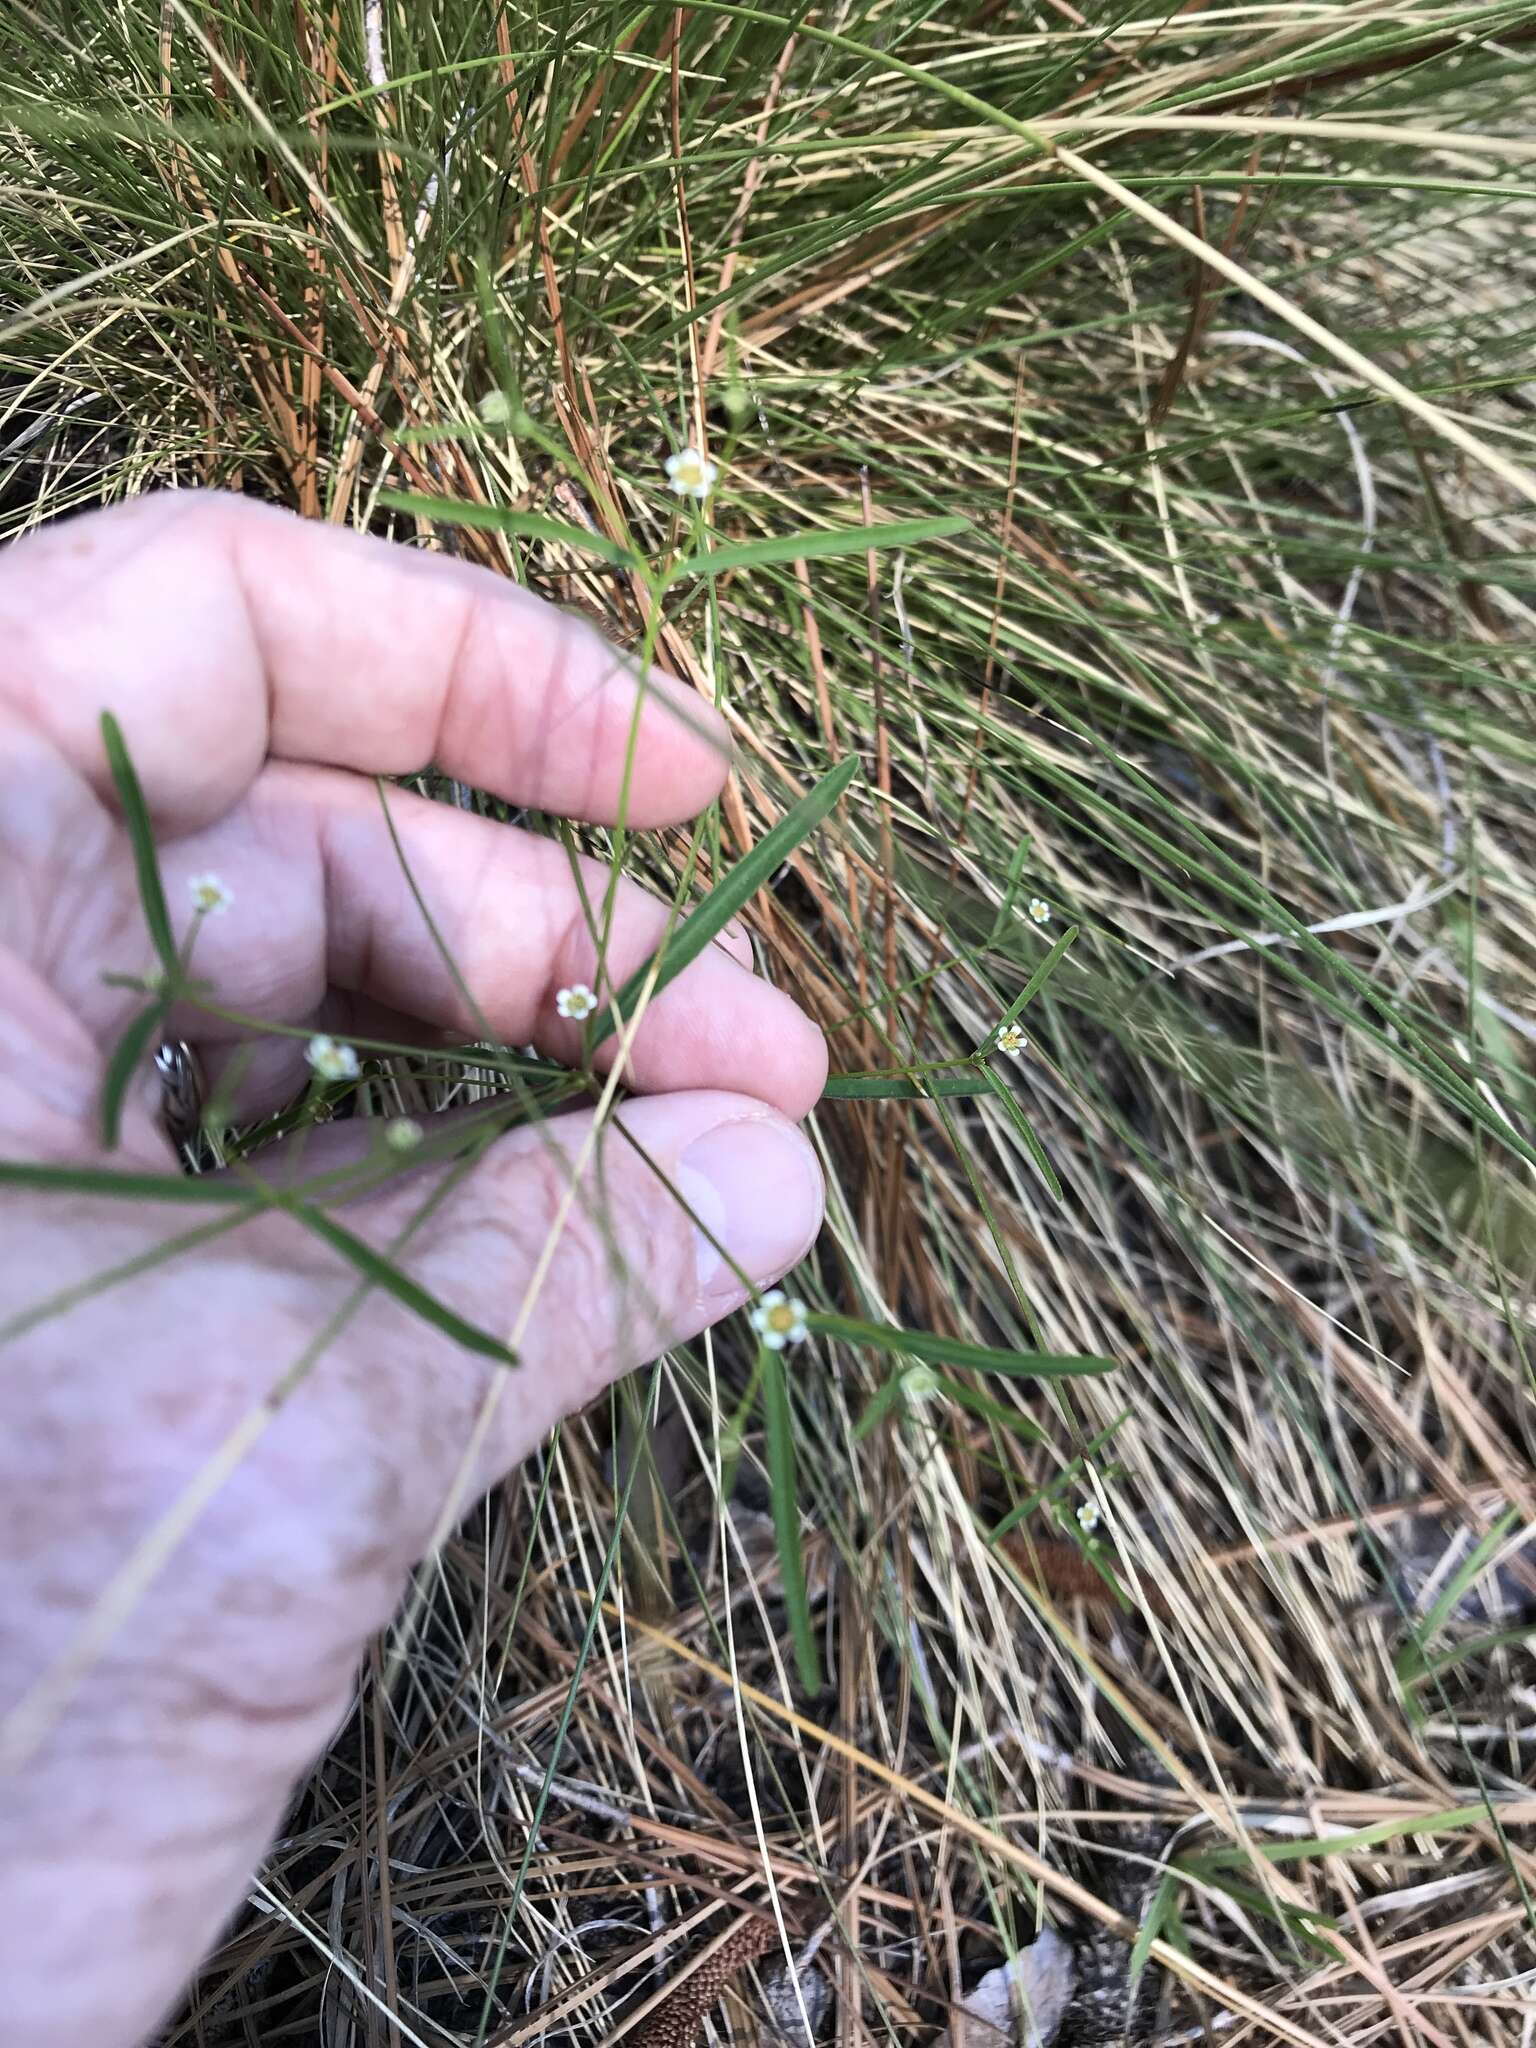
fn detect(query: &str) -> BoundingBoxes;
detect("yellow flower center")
[765,1301,797,1334]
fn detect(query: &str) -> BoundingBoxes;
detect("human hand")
[0,492,826,2047]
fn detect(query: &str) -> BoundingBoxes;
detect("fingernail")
[676,1116,823,1301]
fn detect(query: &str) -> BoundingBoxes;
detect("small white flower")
[1028,897,1051,924]
[1076,1498,1102,1537]
[555,982,597,1022]
[664,445,719,500]
[307,1034,361,1083]
[996,1021,1027,1058]
[385,1116,423,1152]
[478,389,514,425]
[187,873,234,917]
[751,1288,809,1351]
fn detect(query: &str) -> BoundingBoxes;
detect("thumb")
[0,1091,822,2048]
[391,1087,824,1485]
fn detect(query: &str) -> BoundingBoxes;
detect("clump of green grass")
[5,2,1536,2043]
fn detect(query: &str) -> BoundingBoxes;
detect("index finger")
[0,492,729,833]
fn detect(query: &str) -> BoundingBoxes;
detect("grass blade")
[1394,1507,1521,1685]
[0,1164,515,1363]
[100,711,177,973]
[984,1073,1065,1201]
[588,754,860,1048]
[1176,1864,1339,1954]
[821,1069,991,1100]
[939,1376,1048,1441]
[997,922,1079,1034]
[100,999,171,1150]
[985,1411,1133,1545]
[378,491,639,567]
[0,1161,252,1203]
[762,1340,822,1692]
[1200,1803,1496,1866]
[852,1370,914,1441]
[276,1195,519,1365]
[667,514,969,585]
[1402,1624,1536,1692]
[988,836,1035,940]
[809,1310,1112,1378]
[1129,1873,1181,1995]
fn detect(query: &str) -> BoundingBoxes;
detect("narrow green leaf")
[1161,1896,1194,1958]
[277,1195,519,1365]
[589,754,860,1047]
[0,1160,251,1203]
[0,1161,516,1364]
[985,1410,1133,1545]
[378,491,639,567]
[100,999,171,1150]
[852,1370,913,1441]
[393,419,498,446]
[1176,1865,1338,1953]
[100,711,177,973]
[821,1069,992,1100]
[988,836,1035,941]
[473,252,519,398]
[985,1073,1065,1201]
[1129,1873,1179,1994]
[1,1104,512,1207]
[1403,1621,1535,1690]
[668,514,969,585]
[997,922,1079,1033]
[717,1345,768,1498]
[808,1310,1112,1378]
[939,1377,1048,1442]
[1395,1507,1520,1684]
[762,1341,822,1691]
[1200,1802,1495,1866]
[855,1367,1044,1442]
